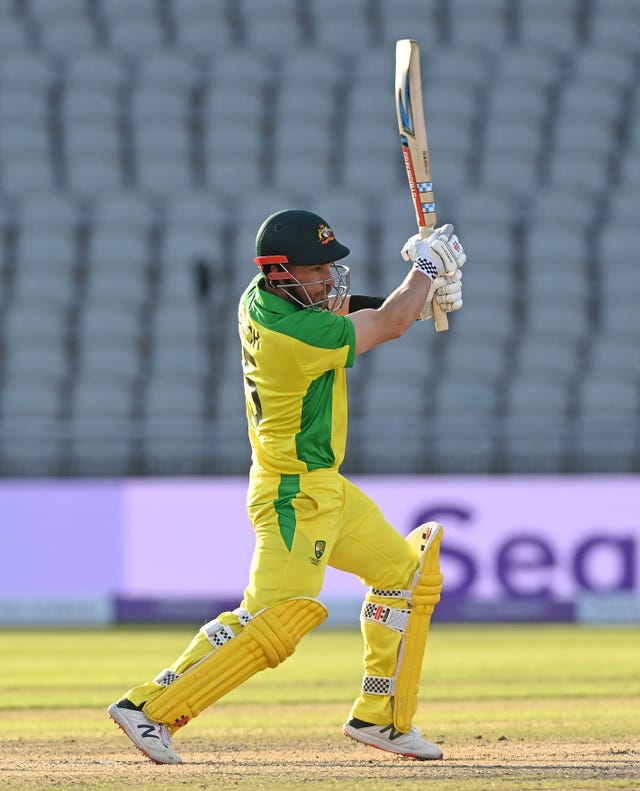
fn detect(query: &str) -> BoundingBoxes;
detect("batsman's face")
[271,261,350,311]
[289,263,336,304]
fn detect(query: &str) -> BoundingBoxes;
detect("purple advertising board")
[1,476,638,623]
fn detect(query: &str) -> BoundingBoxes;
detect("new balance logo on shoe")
[379,724,403,741]
[137,724,160,740]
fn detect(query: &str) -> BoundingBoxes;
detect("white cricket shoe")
[108,699,182,764]
[343,717,443,760]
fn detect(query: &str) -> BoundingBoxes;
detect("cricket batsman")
[108,209,466,763]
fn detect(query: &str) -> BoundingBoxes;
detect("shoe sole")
[108,704,181,765]
[343,726,443,761]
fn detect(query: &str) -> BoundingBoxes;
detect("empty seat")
[151,297,201,345]
[3,300,69,347]
[432,415,497,473]
[378,0,442,46]
[495,47,561,92]
[66,419,136,476]
[0,124,49,161]
[75,340,142,387]
[206,149,262,192]
[486,84,549,126]
[598,300,640,337]
[426,47,491,94]
[206,49,272,91]
[91,191,158,232]
[502,414,570,473]
[28,0,89,17]
[2,343,69,387]
[528,188,594,229]
[64,122,121,160]
[106,16,165,58]
[135,50,201,93]
[586,335,640,377]
[12,260,76,310]
[484,116,543,159]
[274,149,334,194]
[589,5,640,52]
[149,340,204,380]
[35,13,97,56]
[513,333,581,383]
[66,155,124,196]
[83,266,149,311]
[1,156,54,197]
[608,186,640,225]
[568,48,635,93]
[310,0,373,54]
[241,0,304,55]
[136,153,193,196]
[480,148,539,197]
[443,335,508,382]
[435,375,500,418]
[70,377,136,420]
[448,300,515,345]
[100,0,158,16]
[506,376,571,419]
[163,191,229,234]
[14,227,77,267]
[0,420,65,477]
[176,15,237,54]
[523,223,589,268]
[518,0,580,53]
[579,377,639,416]
[448,0,510,50]
[130,87,191,125]
[572,420,638,472]
[0,17,29,53]
[78,301,144,345]
[144,373,205,420]
[1,376,63,420]
[0,50,58,92]
[64,50,129,91]
[87,228,151,271]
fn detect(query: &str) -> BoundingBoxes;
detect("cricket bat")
[395,38,448,332]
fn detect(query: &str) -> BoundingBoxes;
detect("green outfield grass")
[2,624,639,790]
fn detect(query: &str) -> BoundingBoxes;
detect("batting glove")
[419,269,463,320]
[401,224,467,281]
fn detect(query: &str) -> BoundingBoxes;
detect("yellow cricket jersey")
[238,274,356,474]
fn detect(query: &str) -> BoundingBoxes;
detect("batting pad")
[361,522,443,732]
[394,523,443,731]
[144,596,327,733]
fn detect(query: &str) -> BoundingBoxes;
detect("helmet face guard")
[256,255,350,311]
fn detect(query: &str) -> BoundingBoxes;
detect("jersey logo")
[310,539,327,566]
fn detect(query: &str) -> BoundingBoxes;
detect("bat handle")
[419,225,449,332]
[433,302,449,332]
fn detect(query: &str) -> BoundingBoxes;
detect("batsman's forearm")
[379,270,433,334]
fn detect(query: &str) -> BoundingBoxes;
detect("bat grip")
[419,226,449,332]
[433,302,449,332]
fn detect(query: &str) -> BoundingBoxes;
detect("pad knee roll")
[145,596,327,732]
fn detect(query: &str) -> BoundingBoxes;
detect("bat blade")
[395,38,448,332]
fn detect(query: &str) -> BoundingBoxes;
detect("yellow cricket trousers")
[243,468,420,724]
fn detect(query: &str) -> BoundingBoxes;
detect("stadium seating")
[0,0,639,476]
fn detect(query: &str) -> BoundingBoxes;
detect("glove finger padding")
[429,236,465,274]
[435,269,463,312]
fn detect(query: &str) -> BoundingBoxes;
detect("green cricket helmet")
[253,209,350,310]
